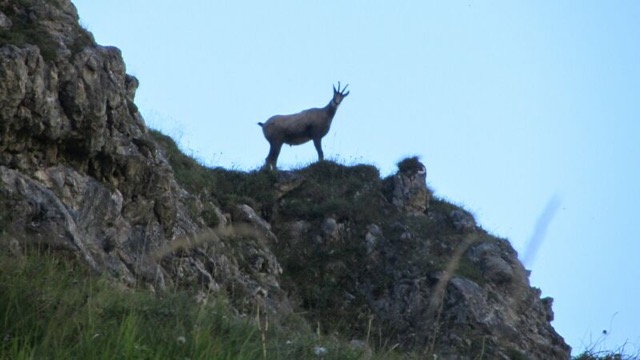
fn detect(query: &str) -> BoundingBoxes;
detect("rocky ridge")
[0,1,570,358]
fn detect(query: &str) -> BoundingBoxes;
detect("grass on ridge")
[0,244,370,360]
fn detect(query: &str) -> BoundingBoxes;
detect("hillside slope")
[0,0,569,358]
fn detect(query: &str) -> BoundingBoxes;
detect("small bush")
[396,155,423,175]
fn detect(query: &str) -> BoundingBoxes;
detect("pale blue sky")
[73,1,640,354]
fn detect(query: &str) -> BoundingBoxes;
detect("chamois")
[258,82,350,170]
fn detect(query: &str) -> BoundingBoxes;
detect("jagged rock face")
[0,1,570,358]
[0,12,187,284]
[0,0,287,314]
[390,157,429,214]
[272,162,570,358]
[278,211,570,358]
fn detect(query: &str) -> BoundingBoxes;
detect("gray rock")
[275,171,305,199]
[466,241,526,286]
[0,1,570,357]
[321,217,340,242]
[450,209,476,231]
[483,255,515,283]
[236,204,278,244]
[364,224,382,254]
[0,11,11,30]
[447,277,490,325]
[390,157,429,214]
[542,297,555,322]
[0,0,291,318]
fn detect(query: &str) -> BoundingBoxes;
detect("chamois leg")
[265,142,282,170]
[313,138,324,161]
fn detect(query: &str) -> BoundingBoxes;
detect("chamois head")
[332,82,350,107]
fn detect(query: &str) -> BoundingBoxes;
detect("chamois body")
[258,83,349,170]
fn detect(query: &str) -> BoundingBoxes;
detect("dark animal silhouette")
[258,82,350,170]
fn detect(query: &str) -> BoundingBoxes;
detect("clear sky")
[73,0,640,355]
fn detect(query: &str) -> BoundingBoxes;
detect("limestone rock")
[274,170,304,199]
[321,217,341,242]
[483,255,515,283]
[288,220,310,246]
[542,297,555,322]
[364,224,383,254]
[0,166,103,273]
[235,204,278,244]
[0,11,10,30]
[446,276,491,325]
[389,157,429,214]
[0,0,570,357]
[0,0,289,316]
[450,209,476,232]
[466,241,522,285]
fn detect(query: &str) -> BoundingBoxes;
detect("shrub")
[396,155,423,175]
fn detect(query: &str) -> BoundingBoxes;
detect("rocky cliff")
[0,1,570,358]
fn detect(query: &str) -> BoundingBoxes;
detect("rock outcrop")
[0,1,570,358]
[0,0,287,314]
[389,156,430,214]
[272,162,569,358]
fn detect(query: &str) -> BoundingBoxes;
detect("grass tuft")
[396,155,424,175]
[0,243,381,359]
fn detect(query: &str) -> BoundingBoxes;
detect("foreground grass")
[0,246,377,360]
[574,344,640,360]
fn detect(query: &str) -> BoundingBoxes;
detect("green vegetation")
[3,129,635,358]
[151,129,277,220]
[0,0,95,62]
[0,245,374,360]
[574,351,640,360]
[0,1,634,357]
[0,18,58,62]
[396,156,424,175]
[1,237,622,360]
[573,339,640,360]
[278,161,384,223]
[151,128,489,347]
